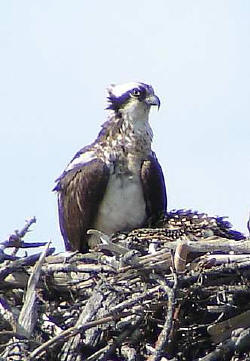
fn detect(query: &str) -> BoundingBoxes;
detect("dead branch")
[1,214,250,360]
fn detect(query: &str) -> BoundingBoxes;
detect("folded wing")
[55,159,110,252]
[141,153,167,223]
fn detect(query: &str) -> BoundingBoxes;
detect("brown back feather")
[57,159,109,252]
[141,153,167,224]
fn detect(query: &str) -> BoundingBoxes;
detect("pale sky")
[1,1,249,251]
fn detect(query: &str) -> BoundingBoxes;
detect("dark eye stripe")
[107,85,147,111]
[136,86,147,101]
[131,88,141,96]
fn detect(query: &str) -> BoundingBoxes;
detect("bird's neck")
[121,111,153,150]
[99,109,153,160]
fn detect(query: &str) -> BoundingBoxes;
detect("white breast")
[93,171,146,235]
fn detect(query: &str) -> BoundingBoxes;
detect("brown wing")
[55,159,110,252]
[141,152,167,224]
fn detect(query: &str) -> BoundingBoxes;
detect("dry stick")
[101,316,143,361]
[30,286,160,360]
[2,249,169,291]
[174,240,188,273]
[41,262,115,274]
[118,238,250,274]
[85,345,111,361]
[0,296,18,331]
[6,237,249,290]
[162,237,250,254]
[39,238,250,279]
[29,312,133,360]
[109,286,160,314]
[178,258,250,289]
[0,217,38,263]
[60,288,105,361]
[12,217,37,239]
[0,331,28,340]
[0,217,37,250]
[1,243,50,361]
[198,328,240,361]
[168,240,189,354]
[147,273,178,361]
[17,242,51,337]
[208,309,250,344]
[0,248,54,282]
[117,250,172,275]
[4,246,250,294]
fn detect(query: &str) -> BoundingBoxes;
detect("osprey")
[54,82,167,252]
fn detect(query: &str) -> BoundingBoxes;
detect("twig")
[208,309,250,344]
[41,262,115,274]
[174,239,188,273]
[17,242,51,337]
[29,311,134,360]
[0,247,54,281]
[101,316,143,361]
[147,273,178,361]
[179,259,250,288]
[0,217,37,250]
[158,238,250,254]
[59,287,105,361]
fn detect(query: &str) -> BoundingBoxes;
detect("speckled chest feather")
[91,115,153,237]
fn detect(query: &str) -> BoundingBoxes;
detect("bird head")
[106,82,160,116]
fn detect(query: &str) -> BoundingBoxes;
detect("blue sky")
[1,1,249,251]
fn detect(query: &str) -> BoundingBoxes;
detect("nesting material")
[0,211,250,361]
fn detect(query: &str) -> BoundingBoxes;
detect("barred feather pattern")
[161,209,245,240]
[117,209,245,253]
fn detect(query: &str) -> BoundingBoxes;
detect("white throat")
[121,101,153,138]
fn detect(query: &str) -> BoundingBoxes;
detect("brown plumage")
[54,82,167,252]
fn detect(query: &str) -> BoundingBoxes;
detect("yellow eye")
[131,88,141,97]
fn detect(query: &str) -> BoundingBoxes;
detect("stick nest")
[1,211,250,361]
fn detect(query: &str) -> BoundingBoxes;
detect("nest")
[1,211,250,361]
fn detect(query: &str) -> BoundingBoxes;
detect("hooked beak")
[145,94,161,110]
